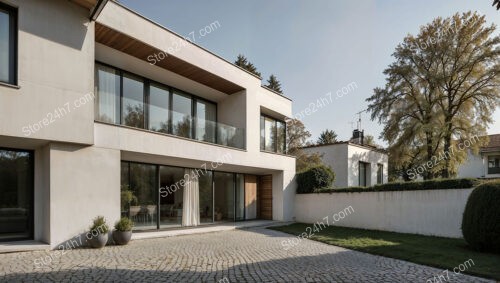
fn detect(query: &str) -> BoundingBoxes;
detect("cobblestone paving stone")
[0,227,493,283]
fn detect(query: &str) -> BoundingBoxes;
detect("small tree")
[234,54,261,77]
[265,74,283,94]
[317,129,338,145]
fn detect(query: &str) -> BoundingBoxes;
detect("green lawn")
[269,223,500,280]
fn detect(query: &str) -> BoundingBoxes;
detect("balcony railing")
[96,109,245,150]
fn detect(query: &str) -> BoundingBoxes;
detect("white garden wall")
[294,189,473,238]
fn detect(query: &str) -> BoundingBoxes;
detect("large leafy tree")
[234,54,261,77]
[286,119,323,172]
[317,129,338,145]
[265,74,283,94]
[368,12,499,180]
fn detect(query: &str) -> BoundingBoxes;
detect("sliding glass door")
[0,149,33,241]
[121,161,253,229]
[199,171,213,223]
[159,166,184,228]
[235,174,245,221]
[121,162,157,230]
[213,172,234,221]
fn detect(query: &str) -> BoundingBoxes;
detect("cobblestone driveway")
[0,227,493,283]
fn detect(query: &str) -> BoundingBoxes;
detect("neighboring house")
[458,134,500,179]
[303,130,388,188]
[0,0,295,247]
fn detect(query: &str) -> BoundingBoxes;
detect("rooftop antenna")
[348,121,355,130]
[355,109,366,130]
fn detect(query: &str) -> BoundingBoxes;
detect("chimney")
[351,129,364,144]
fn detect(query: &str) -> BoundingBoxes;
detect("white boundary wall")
[294,189,473,238]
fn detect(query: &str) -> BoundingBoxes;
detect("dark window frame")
[0,147,34,242]
[260,113,287,154]
[359,161,369,187]
[0,2,18,86]
[377,163,383,184]
[487,155,500,174]
[95,62,218,138]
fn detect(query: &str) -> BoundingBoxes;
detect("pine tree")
[265,74,283,94]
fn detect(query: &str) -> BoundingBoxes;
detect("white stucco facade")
[303,142,388,188]
[0,0,296,248]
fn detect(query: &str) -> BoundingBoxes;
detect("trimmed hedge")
[312,178,480,193]
[462,181,500,253]
[296,166,335,194]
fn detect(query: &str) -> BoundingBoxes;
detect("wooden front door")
[258,175,273,220]
[244,175,257,220]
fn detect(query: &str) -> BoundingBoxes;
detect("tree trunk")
[442,117,453,178]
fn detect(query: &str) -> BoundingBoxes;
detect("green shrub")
[114,217,134,232]
[89,216,109,235]
[462,181,500,253]
[317,178,479,193]
[296,165,335,193]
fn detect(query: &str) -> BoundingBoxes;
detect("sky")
[118,0,500,146]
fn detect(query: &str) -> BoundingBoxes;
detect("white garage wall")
[294,189,473,238]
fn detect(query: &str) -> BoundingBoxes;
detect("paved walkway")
[0,227,493,283]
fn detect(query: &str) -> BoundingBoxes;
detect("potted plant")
[87,216,109,248]
[113,217,134,245]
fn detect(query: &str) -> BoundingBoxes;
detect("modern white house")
[0,0,296,248]
[458,134,500,179]
[303,130,388,188]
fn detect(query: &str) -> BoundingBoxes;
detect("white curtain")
[182,169,200,226]
[96,65,118,124]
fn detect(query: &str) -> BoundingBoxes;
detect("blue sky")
[118,0,500,145]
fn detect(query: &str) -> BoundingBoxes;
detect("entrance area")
[121,161,272,230]
[0,148,34,241]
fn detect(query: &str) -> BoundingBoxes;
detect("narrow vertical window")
[95,64,120,124]
[0,4,17,85]
[377,164,383,184]
[122,73,145,128]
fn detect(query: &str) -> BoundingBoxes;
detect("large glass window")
[199,171,213,223]
[260,115,286,153]
[122,73,145,129]
[148,83,170,133]
[172,91,192,138]
[95,64,121,124]
[0,4,16,85]
[276,121,286,154]
[235,174,245,221]
[94,64,246,149]
[159,166,184,228]
[488,156,500,174]
[122,162,157,230]
[195,100,217,143]
[214,172,234,221]
[0,149,33,241]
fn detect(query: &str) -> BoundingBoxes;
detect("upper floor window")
[260,115,286,154]
[0,3,17,85]
[94,63,239,147]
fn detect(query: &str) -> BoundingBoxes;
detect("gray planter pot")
[87,233,108,248]
[113,230,132,245]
